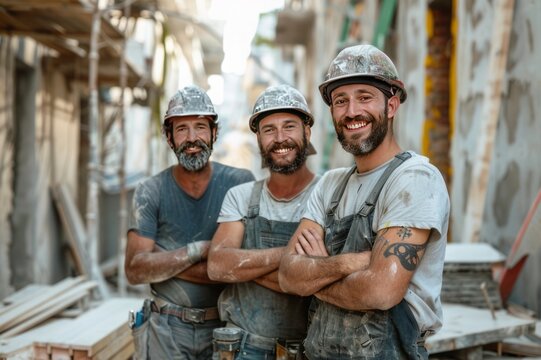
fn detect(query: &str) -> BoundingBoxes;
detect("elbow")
[125,266,144,285]
[206,251,230,282]
[206,261,222,282]
[365,284,405,311]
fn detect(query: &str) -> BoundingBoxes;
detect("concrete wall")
[452,0,541,314]
[396,0,426,155]
[395,0,541,315]
[0,36,80,299]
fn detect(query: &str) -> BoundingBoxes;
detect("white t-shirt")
[218,176,321,223]
[304,152,450,333]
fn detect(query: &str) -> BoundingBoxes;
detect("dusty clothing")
[217,177,319,342]
[129,162,254,359]
[303,152,449,359]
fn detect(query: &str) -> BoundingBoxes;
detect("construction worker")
[278,44,450,359]
[207,84,320,359]
[125,85,254,360]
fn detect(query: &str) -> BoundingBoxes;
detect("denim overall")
[304,152,428,360]
[219,180,311,359]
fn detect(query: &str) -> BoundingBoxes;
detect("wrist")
[187,242,202,264]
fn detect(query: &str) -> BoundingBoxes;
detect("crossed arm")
[124,230,216,285]
[207,221,285,292]
[278,219,430,311]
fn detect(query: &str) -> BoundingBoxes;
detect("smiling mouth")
[345,120,368,130]
[185,145,201,153]
[273,147,294,154]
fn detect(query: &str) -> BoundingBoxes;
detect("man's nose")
[186,127,198,141]
[346,99,361,118]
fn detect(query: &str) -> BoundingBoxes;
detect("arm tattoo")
[397,227,412,240]
[383,242,427,271]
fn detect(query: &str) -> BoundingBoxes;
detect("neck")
[354,137,402,173]
[173,162,212,199]
[266,164,314,200]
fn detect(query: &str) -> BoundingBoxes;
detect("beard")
[336,105,389,156]
[259,132,308,175]
[174,139,213,172]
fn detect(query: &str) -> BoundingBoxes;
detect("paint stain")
[398,190,412,207]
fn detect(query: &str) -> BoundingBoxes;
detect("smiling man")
[207,85,319,359]
[124,85,254,360]
[278,45,450,359]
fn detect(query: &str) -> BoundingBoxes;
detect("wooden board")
[0,318,72,360]
[40,298,141,356]
[0,277,84,333]
[1,281,96,338]
[426,303,536,354]
[1,285,49,307]
[444,243,505,264]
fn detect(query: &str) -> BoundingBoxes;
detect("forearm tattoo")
[381,227,426,271]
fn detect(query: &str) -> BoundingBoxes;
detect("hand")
[295,228,329,257]
[187,240,211,263]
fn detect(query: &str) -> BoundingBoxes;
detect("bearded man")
[279,45,450,360]
[207,85,319,359]
[125,85,254,360]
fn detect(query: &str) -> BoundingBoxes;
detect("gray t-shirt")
[304,152,450,333]
[129,161,254,307]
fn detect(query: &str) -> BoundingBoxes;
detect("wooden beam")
[0,277,84,333]
[461,0,515,243]
[1,281,97,338]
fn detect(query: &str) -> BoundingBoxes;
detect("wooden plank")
[426,303,536,354]
[107,341,134,360]
[50,346,72,360]
[1,284,49,307]
[51,184,110,299]
[0,277,84,333]
[0,318,72,360]
[461,0,515,243]
[42,298,141,356]
[91,330,132,360]
[1,281,96,338]
[0,285,50,317]
[444,243,505,264]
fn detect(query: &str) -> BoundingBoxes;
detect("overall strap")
[324,166,357,228]
[358,151,412,218]
[246,180,265,218]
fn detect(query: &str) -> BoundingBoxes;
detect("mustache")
[177,140,209,153]
[266,140,298,153]
[342,113,375,124]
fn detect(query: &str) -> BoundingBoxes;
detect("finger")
[297,235,313,253]
[304,228,328,256]
[295,242,306,255]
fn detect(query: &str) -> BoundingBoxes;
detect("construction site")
[1,0,540,359]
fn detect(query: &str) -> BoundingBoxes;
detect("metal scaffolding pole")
[117,2,131,296]
[87,0,110,299]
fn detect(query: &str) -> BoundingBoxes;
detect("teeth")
[274,148,292,154]
[346,121,367,130]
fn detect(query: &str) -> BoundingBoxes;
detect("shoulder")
[212,162,255,183]
[391,152,446,184]
[320,167,354,182]
[135,167,171,194]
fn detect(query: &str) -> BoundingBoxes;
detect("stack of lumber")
[32,297,141,360]
[441,243,505,309]
[0,297,141,360]
[0,277,96,338]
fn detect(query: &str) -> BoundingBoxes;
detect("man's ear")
[212,126,217,143]
[304,123,312,141]
[387,95,400,118]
